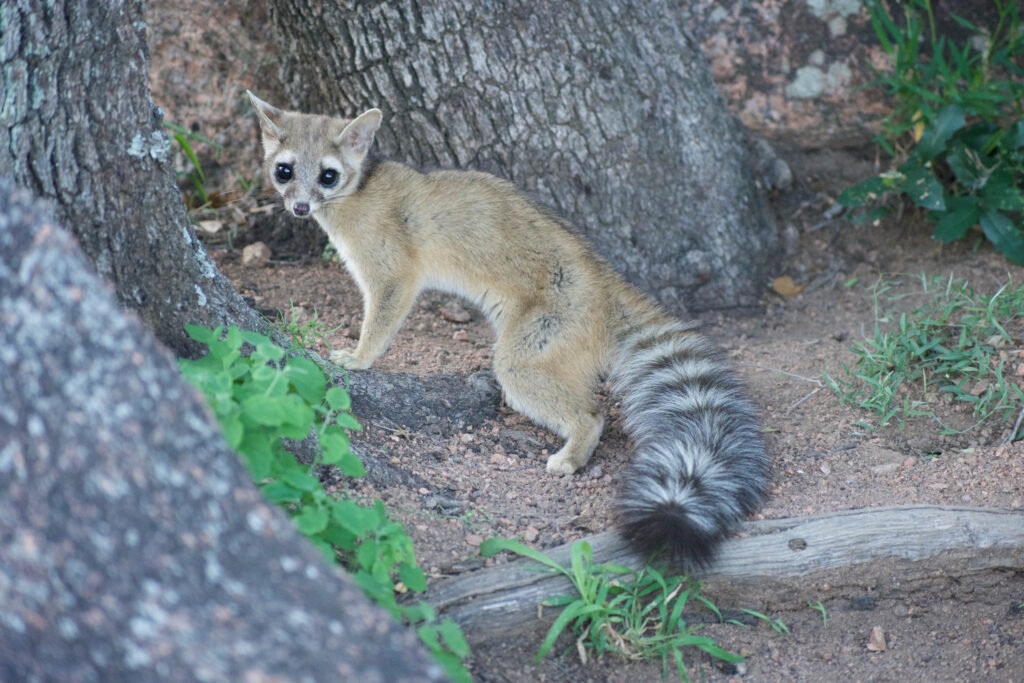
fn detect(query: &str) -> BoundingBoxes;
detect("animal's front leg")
[331,279,419,369]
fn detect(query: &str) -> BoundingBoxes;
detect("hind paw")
[545,452,580,475]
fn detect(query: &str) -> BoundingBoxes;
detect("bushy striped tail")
[610,317,769,571]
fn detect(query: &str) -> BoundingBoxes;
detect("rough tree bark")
[0,179,442,682]
[269,0,784,313]
[0,0,265,356]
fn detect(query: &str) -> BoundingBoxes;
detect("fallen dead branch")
[425,505,1024,644]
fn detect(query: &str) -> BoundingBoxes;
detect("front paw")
[329,348,372,370]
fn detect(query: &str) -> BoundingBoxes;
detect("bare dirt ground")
[208,163,1024,680]
[147,6,1024,680]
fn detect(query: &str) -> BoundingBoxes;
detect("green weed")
[165,121,223,208]
[179,325,470,681]
[480,537,743,681]
[733,609,790,635]
[824,274,1024,436]
[807,600,828,627]
[839,0,1024,263]
[273,301,344,353]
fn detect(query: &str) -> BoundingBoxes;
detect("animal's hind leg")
[492,317,606,474]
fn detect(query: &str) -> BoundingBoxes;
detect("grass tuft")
[481,537,746,680]
[824,274,1024,437]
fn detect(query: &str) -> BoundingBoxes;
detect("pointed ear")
[335,108,382,161]
[247,90,285,154]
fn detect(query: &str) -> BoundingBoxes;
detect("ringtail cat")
[247,91,769,569]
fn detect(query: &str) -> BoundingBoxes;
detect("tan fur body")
[247,92,769,567]
[326,160,665,473]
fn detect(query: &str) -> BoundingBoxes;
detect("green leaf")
[295,506,329,535]
[901,165,946,211]
[238,432,275,480]
[321,427,364,476]
[332,500,380,536]
[848,206,892,226]
[224,325,243,351]
[338,451,366,478]
[535,601,603,660]
[277,394,315,432]
[915,103,965,160]
[979,168,1024,212]
[479,537,565,574]
[837,176,890,207]
[325,386,352,412]
[945,145,985,188]
[438,619,470,658]
[260,481,303,504]
[932,199,980,242]
[278,468,320,492]
[240,329,273,347]
[242,394,285,425]
[219,415,244,449]
[184,324,217,345]
[252,339,286,362]
[319,521,357,550]
[398,562,427,592]
[356,537,379,572]
[336,412,362,431]
[1008,119,1024,150]
[979,210,1024,264]
[286,355,326,405]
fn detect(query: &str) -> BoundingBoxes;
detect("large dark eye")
[275,163,293,183]
[319,168,339,187]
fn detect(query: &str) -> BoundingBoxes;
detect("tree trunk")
[268,0,783,313]
[0,178,443,682]
[0,0,265,357]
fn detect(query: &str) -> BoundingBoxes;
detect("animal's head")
[247,91,381,218]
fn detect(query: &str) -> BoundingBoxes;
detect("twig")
[737,362,824,387]
[1005,406,1024,445]
[788,387,823,414]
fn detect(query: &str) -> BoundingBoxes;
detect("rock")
[867,626,888,652]
[241,240,271,266]
[522,526,540,543]
[452,329,469,342]
[869,462,901,476]
[440,300,472,323]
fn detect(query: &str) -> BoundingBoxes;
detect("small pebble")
[867,626,887,652]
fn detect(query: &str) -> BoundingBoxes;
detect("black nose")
[293,202,310,217]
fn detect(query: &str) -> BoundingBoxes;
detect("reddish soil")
[148,5,1024,679]
[210,182,1024,681]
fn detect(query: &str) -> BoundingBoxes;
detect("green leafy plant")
[480,537,742,681]
[824,275,1024,436]
[274,300,344,353]
[179,325,470,681]
[839,0,1024,263]
[166,121,223,208]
